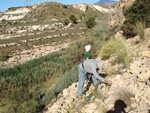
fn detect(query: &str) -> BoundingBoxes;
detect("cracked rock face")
[108,0,135,30]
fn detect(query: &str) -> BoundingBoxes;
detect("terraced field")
[0,20,87,68]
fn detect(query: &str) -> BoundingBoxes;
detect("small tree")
[86,17,96,28]
[69,15,77,23]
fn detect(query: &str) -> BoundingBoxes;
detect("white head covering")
[85,45,91,52]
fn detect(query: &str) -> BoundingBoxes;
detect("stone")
[138,71,149,81]
[130,63,142,75]
[142,51,150,58]
[81,103,98,113]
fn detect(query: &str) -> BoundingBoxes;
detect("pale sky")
[0,0,119,12]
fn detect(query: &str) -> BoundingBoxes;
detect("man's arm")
[91,67,104,82]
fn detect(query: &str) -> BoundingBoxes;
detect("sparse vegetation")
[134,21,145,42]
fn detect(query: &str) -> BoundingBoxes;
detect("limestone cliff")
[108,0,135,31]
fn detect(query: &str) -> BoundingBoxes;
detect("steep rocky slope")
[44,27,150,113]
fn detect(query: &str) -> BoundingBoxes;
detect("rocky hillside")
[73,4,113,13]
[44,26,150,113]
[0,2,113,23]
[108,0,135,30]
[0,7,31,21]
[24,2,112,22]
[0,2,113,34]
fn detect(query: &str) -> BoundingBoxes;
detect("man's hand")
[98,80,112,84]
[103,80,112,84]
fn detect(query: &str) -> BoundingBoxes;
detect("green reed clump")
[100,39,131,65]
[134,21,145,42]
[42,66,78,105]
[0,52,64,98]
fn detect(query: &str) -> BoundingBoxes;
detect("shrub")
[86,17,96,28]
[63,5,67,8]
[69,15,77,23]
[100,39,131,65]
[121,22,136,39]
[134,21,145,41]
[122,0,150,38]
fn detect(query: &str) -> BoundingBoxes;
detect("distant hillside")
[0,2,114,23]
[23,2,104,22]
[95,0,118,6]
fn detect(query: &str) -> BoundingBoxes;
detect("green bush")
[86,17,96,28]
[122,0,150,38]
[69,15,77,23]
[121,22,136,39]
[100,39,131,65]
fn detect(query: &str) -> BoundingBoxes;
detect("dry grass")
[100,39,132,65]
[134,21,145,42]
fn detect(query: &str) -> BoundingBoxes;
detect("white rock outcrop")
[73,4,113,13]
[0,8,30,21]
